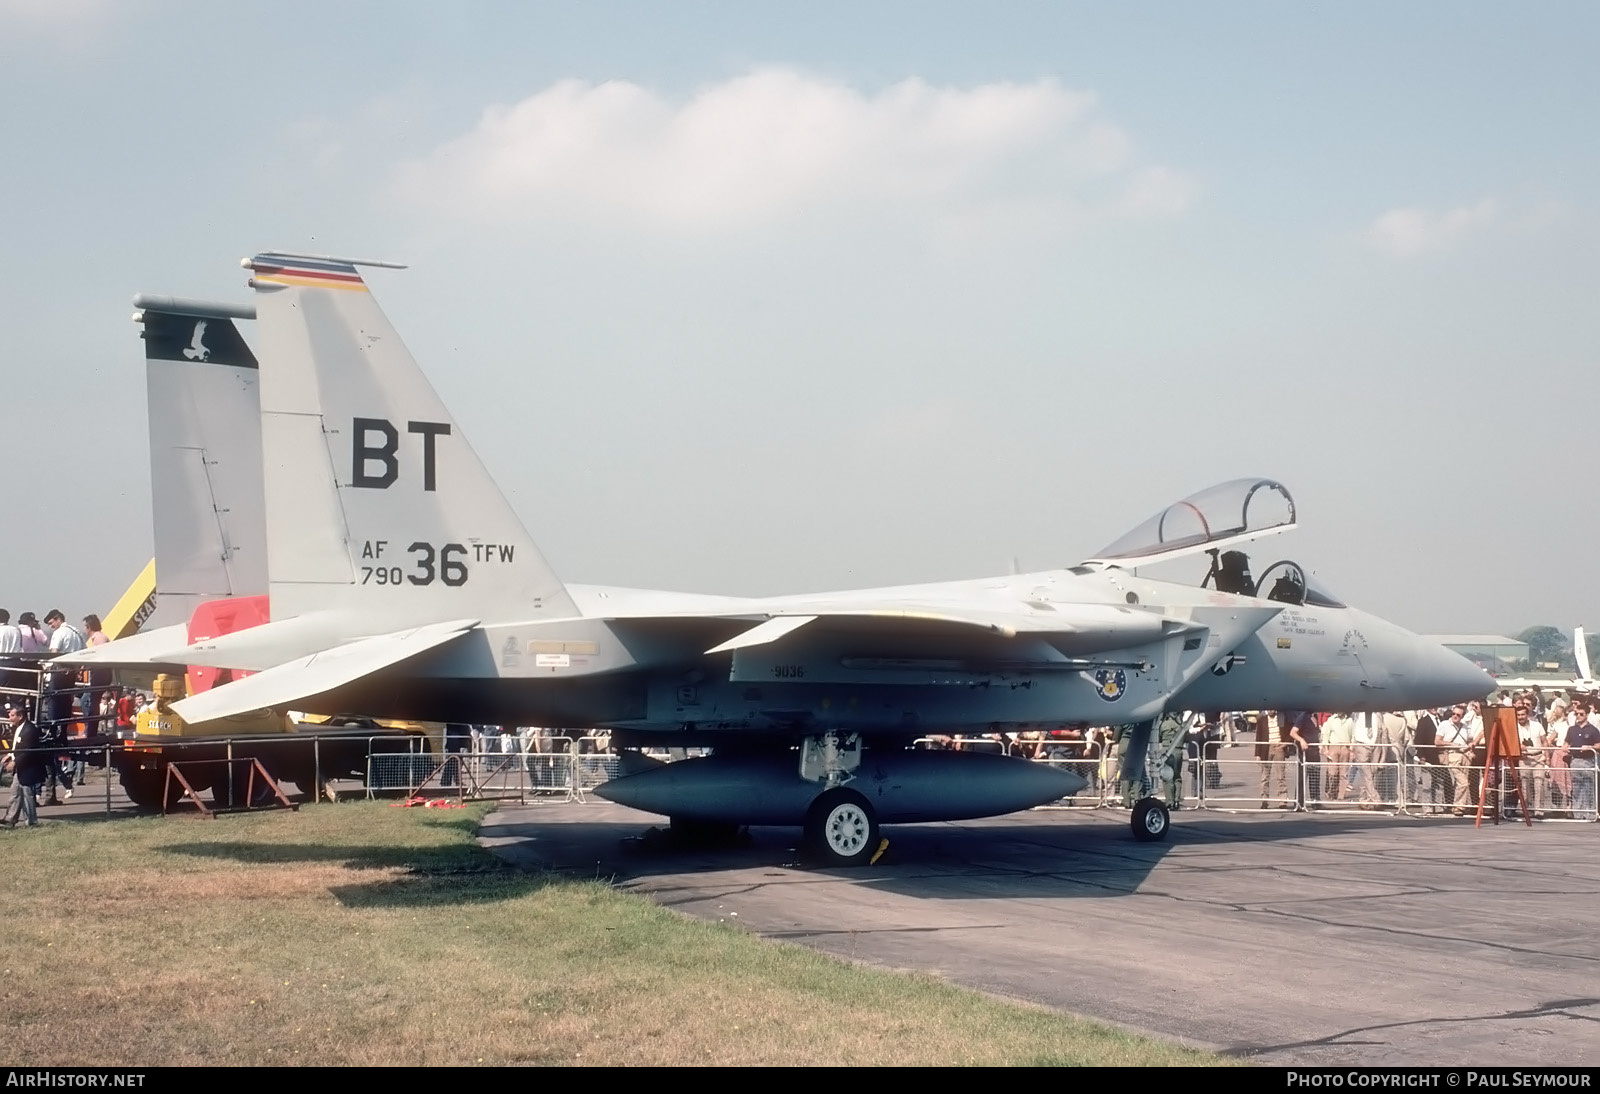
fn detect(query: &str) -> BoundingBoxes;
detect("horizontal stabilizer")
[52,622,194,667]
[170,618,477,723]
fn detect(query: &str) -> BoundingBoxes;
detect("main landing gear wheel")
[119,768,172,811]
[1131,797,1170,842]
[805,788,880,867]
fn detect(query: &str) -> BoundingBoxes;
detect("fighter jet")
[69,252,1494,862]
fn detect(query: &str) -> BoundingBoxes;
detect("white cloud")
[393,69,1192,233]
[1365,199,1498,258]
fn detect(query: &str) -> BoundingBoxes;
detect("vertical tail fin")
[136,296,268,628]
[1577,627,1592,683]
[243,252,578,625]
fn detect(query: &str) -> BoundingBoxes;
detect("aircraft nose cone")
[1411,641,1496,708]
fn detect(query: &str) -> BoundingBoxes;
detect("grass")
[0,802,1221,1066]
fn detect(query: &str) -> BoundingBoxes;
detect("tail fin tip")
[244,250,407,271]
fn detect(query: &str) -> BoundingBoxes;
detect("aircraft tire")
[1131,797,1170,842]
[120,766,186,812]
[209,762,281,809]
[804,788,879,867]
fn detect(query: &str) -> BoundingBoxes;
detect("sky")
[1,2,1596,638]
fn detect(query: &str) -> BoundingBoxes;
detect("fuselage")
[226,565,1491,734]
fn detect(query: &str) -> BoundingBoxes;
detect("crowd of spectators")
[916,686,1600,819]
[1,607,151,826]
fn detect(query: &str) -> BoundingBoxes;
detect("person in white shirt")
[1513,697,1549,817]
[1436,705,1476,814]
[1346,712,1382,804]
[1378,711,1408,803]
[0,610,23,697]
[44,611,85,655]
[1547,697,1573,811]
[516,725,538,775]
[38,611,85,804]
[1321,713,1353,802]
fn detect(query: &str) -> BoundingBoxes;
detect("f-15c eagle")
[67,252,1493,863]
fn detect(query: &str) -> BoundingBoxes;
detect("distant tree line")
[1515,625,1578,672]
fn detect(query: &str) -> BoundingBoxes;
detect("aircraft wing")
[169,618,478,723]
[702,601,1185,656]
[680,601,1282,696]
[51,612,342,673]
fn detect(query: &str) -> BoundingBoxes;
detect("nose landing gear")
[1131,797,1170,842]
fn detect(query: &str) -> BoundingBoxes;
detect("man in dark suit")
[1410,708,1445,813]
[3,704,44,827]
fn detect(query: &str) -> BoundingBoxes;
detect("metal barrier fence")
[1032,758,1109,808]
[1190,743,1599,820]
[1436,747,1600,821]
[364,734,620,802]
[1302,756,1404,811]
[914,735,1033,756]
[0,731,630,813]
[0,655,125,740]
[9,724,1596,824]
[1197,745,1299,810]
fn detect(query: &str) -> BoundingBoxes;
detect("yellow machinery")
[99,566,445,809]
[136,673,290,737]
[103,559,158,640]
[297,712,446,755]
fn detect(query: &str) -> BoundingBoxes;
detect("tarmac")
[479,799,1600,1067]
[36,771,1600,1065]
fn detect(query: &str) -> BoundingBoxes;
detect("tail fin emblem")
[182,320,211,361]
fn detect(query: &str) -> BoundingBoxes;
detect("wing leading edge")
[703,601,1178,655]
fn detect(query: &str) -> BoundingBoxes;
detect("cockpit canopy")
[1081,478,1347,608]
[1088,478,1296,567]
[1251,559,1346,609]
